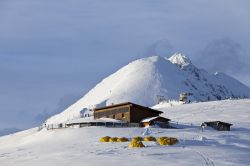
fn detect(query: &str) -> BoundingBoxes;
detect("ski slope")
[0,99,250,166]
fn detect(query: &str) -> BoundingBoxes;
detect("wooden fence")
[38,122,140,131]
[38,121,199,131]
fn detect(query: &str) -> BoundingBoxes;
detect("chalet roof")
[94,102,163,114]
[204,121,233,126]
[141,116,170,123]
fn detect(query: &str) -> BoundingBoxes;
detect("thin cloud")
[195,38,249,75]
[34,93,82,123]
[144,39,174,57]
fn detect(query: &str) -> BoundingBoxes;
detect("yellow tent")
[117,137,129,142]
[109,137,118,142]
[99,136,111,142]
[144,136,156,142]
[157,137,178,146]
[128,140,145,148]
[131,136,143,142]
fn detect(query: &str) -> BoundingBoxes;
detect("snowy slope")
[0,99,250,166]
[46,54,250,124]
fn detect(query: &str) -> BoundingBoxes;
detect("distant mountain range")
[46,53,250,124]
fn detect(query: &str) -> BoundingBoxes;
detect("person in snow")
[142,126,151,136]
[200,123,206,132]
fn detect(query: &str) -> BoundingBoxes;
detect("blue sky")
[1,0,250,130]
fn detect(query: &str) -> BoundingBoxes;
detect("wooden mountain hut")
[203,121,232,131]
[179,92,193,103]
[140,116,171,128]
[94,102,163,123]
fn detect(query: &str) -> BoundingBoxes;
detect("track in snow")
[194,150,215,166]
[183,146,215,166]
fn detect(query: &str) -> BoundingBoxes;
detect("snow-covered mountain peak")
[168,53,192,68]
[45,54,250,124]
[134,55,168,65]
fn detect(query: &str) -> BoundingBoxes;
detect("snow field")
[0,99,250,166]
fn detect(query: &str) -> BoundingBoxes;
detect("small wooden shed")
[203,121,232,131]
[140,116,171,128]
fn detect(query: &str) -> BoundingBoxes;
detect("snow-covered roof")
[141,116,159,122]
[141,116,170,123]
[66,117,126,125]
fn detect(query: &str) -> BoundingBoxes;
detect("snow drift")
[46,53,250,124]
